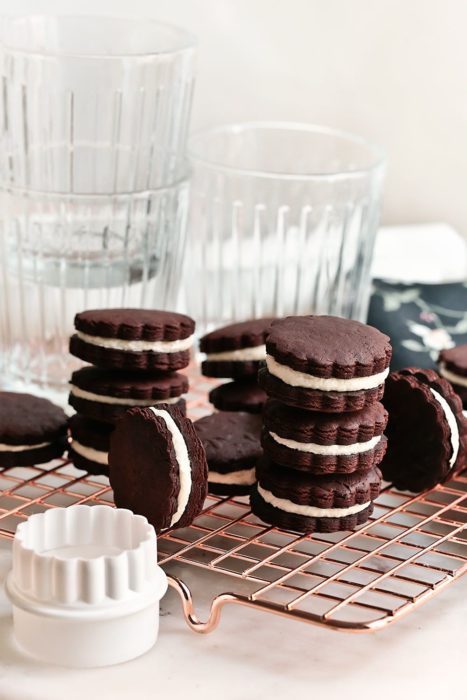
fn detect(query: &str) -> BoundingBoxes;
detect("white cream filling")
[439,362,467,389]
[0,441,50,452]
[149,407,192,527]
[430,388,460,468]
[71,439,108,465]
[209,467,256,485]
[70,385,181,407]
[269,431,382,455]
[266,354,389,392]
[257,484,370,518]
[206,345,266,362]
[76,330,193,354]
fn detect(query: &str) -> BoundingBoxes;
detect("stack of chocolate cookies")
[251,315,392,533]
[67,308,195,476]
[200,318,273,414]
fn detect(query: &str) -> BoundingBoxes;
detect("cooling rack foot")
[167,574,241,634]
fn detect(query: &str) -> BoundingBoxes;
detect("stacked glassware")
[0,16,196,397]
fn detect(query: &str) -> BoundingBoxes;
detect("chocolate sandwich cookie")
[258,315,392,412]
[194,412,262,495]
[68,414,113,476]
[109,404,208,533]
[200,317,274,379]
[381,367,467,492]
[69,366,188,424]
[70,308,195,372]
[0,392,67,468]
[251,457,382,533]
[438,345,467,407]
[209,380,268,414]
[262,400,388,474]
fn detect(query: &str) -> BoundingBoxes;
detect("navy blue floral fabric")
[368,280,467,370]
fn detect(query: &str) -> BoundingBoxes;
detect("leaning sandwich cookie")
[258,316,392,412]
[108,404,208,533]
[381,367,467,492]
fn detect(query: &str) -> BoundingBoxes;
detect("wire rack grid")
[0,369,466,635]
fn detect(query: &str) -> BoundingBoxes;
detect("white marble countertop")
[0,537,465,700]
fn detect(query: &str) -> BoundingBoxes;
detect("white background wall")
[2,0,467,236]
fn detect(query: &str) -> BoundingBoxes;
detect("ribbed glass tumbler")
[186,122,385,333]
[0,16,196,396]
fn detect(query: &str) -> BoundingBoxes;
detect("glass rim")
[0,15,197,59]
[188,121,386,181]
[0,171,190,199]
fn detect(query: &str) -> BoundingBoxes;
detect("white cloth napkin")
[372,223,467,284]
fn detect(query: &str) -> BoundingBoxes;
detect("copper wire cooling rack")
[0,369,466,635]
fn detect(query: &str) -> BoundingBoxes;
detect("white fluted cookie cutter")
[6,505,168,667]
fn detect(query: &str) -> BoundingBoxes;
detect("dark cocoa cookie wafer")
[0,392,67,468]
[261,315,391,412]
[200,318,274,379]
[109,404,208,533]
[69,366,188,424]
[438,344,467,406]
[262,400,388,474]
[68,414,113,476]
[251,457,381,533]
[381,368,467,492]
[209,380,267,414]
[70,308,195,372]
[194,412,262,495]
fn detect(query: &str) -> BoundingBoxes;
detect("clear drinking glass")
[0,16,196,397]
[186,122,385,333]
